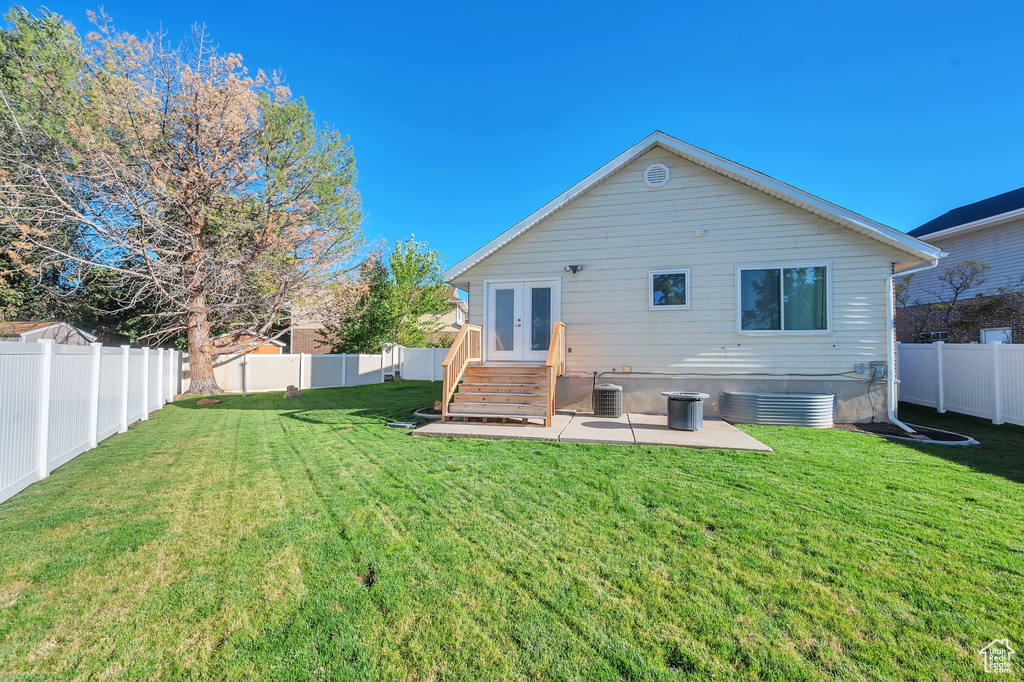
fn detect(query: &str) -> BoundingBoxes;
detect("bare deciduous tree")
[0,13,363,392]
[898,259,1003,342]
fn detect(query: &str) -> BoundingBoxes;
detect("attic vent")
[643,163,670,188]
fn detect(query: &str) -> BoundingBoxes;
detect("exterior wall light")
[564,265,583,274]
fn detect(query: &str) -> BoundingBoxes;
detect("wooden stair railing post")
[440,323,482,422]
[544,322,566,428]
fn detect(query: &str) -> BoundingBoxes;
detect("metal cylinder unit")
[720,392,835,428]
[593,383,623,417]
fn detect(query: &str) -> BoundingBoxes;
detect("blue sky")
[41,1,1024,271]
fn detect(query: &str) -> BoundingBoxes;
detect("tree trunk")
[184,301,222,395]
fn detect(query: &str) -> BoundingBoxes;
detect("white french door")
[485,279,560,362]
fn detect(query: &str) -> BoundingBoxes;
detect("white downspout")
[886,259,939,433]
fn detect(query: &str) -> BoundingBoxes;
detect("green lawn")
[0,384,1021,680]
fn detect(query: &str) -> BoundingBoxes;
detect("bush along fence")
[0,340,182,505]
[185,345,450,393]
[897,341,1024,426]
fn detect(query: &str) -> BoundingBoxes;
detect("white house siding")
[451,148,919,421]
[901,219,1024,304]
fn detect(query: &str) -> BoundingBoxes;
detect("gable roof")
[0,321,97,341]
[0,321,57,335]
[444,131,943,281]
[446,285,468,312]
[910,186,1024,239]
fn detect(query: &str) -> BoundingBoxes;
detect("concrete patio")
[412,411,772,452]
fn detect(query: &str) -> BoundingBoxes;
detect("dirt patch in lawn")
[358,567,378,589]
[835,422,974,443]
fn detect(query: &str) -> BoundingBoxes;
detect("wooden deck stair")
[441,321,564,427]
[447,365,549,423]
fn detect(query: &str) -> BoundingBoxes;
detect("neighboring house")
[211,330,285,355]
[419,286,469,344]
[443,131,942,422]
[289,308,333,354]
[0,321,96,346]
[897,186,1024,344]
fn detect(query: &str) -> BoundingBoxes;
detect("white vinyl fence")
[189,353,387,393]
[0,340,182,505]
[186,345,448,394]
[399,347,448,382]
[897,342,1024,426]
[1,339,446,505]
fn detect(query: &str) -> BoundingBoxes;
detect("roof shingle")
[910,186,1024,238]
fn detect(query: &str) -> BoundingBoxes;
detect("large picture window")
[649,269,690,310]
[738,264,828,332]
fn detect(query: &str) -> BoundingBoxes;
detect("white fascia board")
[444,131,943,281]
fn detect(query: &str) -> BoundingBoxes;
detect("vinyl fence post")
[119,345,130,433]
[141,347,150,420]
[341,353,347,387]
[992,342,1004,425]
[36,339,53,480]
[88,342,102,449]
[242,353,249,394]
[156,348,164,410]
[935,341,945,413]
[164,349,172,403]
[380,349,385,384]
[299,352,306,390]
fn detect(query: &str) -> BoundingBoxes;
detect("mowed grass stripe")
[289,414,566,677]
[344,435,640,677]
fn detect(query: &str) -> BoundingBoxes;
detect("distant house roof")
[211,330,286,348]
[0,321,58,335]
[910,186,1024,238]
[0,321,97,341]
[446,285,468,312]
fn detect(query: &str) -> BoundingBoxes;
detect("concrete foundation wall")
[555,375,887,424]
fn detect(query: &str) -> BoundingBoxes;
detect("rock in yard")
[283,385,303,399]
[196,398,221,406]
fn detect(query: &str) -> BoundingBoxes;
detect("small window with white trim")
[649,269,690,310]
[738,264,829,332]
[981,327,1012,343]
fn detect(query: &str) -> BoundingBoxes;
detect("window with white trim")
[738,264,829,332]
[980,327,1012,343]
[649,269,690,309]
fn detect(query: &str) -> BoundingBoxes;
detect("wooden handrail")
[544,322,566,426]
[441,323,482,421]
